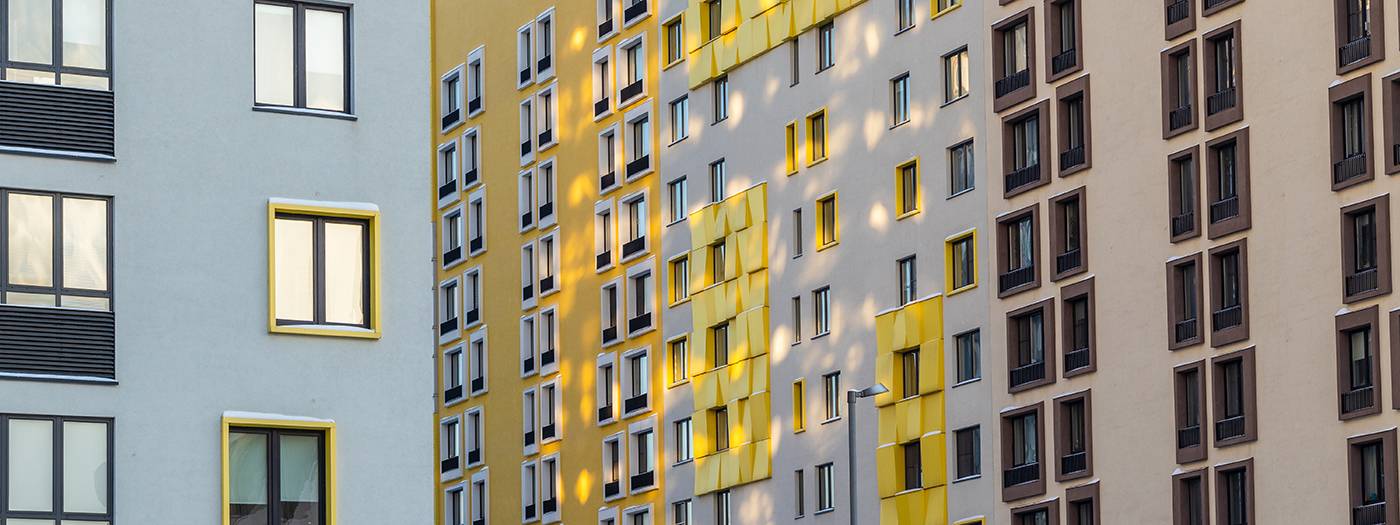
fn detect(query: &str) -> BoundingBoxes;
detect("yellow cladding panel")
[767,3,793,43]
[696,453,719,494]
[721,0,741,32]
[694,368,722,411]
[750,353,770,393]
[737,226,768,273]
[792,0,815,30]
[921,487,948,525]
[889,393,945,444]
[684,3,704,52]
[750,439,772,482]
[875,444,898,498]
[814,0,837,19]
[919,340,944,395]
[747,390,771,441]
[694,406,713,457]
[722,359,751,403]
[921,432,947,489]
[875,352,896,408]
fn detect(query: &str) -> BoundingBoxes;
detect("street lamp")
[847,383,889,525]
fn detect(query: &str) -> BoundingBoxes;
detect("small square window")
[269,201,378,337]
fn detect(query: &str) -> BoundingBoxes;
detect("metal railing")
[1206,86,1236,115]
[1175,318,1198,343]
[1052,48,1078,75]
[1169,104,1192,131]
[1056,249,1083,275]
[1171,211,1195,237]
[999,265,1036,292]
[1354,501,1387,525]
[1003,462,1040,487]
[1060,452,1087,475]
[1215,415,1245,440]
[1060,144,1086,171]
[1005,162,1042,193]
[1339,35,1373,67]
[1342,386,1376,414]
[1212,305,1242,330]
[1166,0,1190,25]
[1334,153,1368,185]
[1347,268,1379,297]
[1209,195,1239,223]
[1177,425,1201,449]
[995,69,1031,98]
[1064,348,1091,372]
[1010,360,1046,388]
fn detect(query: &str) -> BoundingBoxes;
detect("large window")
[949,139,975,195]
[2,0,111,90]
[955,329,980,383]
[270,203,377,335]
[227,422,331,525]
[1,414,113,524]
[816,463,835,512]
[254,1,350,113]
[1,189,111,310]
[954,425,980,480]
[943,47,969,103]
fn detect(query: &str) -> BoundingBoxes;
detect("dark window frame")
[1210,346,1257,447]
[949,138,976,196]
[1000,402,1046,502]
[0,0,115,89]
[1160,40,1199,138]
[954,424,982,480]
[815,22,834,72]
[228,425,329,525]
[1010,499,1059,525]
[1213,458,1253,525]
[1334,0,1385,73]
[1007,298,1056,393]
[1167,145,1201,242]
[1049,187,1088,280]
[1167,253,1205,349]
[1164,0,1196,40]
[273,212,372,329]
[1201,21,1243,131]
[991,7,1037,113]
[252,0,354,115]
[1200,0,1243,17]
[0,188,115,310]
[1207,239,1249,347]
[1065,481,1100,525]
[1329,74,1374,191]
[1349,428,1400,523]
[1053,390,1093,482]
[1172,468,1209,525]
[1002,101,1051,198]
[955,328,982,384]
[1383,71,1400,174]
[1173,360,1208,463]
[0,413,115,524]
[1044,0,1083,82]
[1204,128,1251,239]
[1055,75,1092,177]
[1060,277,1095,377]
[1336,305,1382,419]
[1341,195,1392,303]
[996,203,1042,297]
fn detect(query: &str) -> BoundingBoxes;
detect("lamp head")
[851,383,889,398]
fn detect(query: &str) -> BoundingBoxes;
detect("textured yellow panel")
[921,432,947,489]
[721,0,741,33]
[876,444,898,498]
[921,391,945,433]
[731,397,752,444]
[720,446,742,487]
[890,309,910,352]
[922,485,947,525]
[874,352,895,408]
[767,2,794,42]
[920,296,942,341]
[694,368,722,411]
[725,191,750,231]
[877,405,897,444]
[748,390,771,441]
[684,3,703,53]
[880,497,900,525]
[746,184,767,222]
[693,407,713,456]
[814,0,837,19]
[724,358,751,402]
[716,33,740,71]
[690,42,715,88]
[897,490,928,524]
[750,439,772,481]
[919,340,944,395]
[746,306,770,357]
[695,453,719,494]
[750,353,770,393]
[723,235,740,283]
[896,395,921,443]
[737,227,765,274]
[876,311,894,353]
[792,0,815,31]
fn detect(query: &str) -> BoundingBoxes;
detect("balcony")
[999,265,1036,293]
[1347,268,1380,297]
[1168,105,1193,131]
[524,504,537,520]
[1060,144,1086,171]
[1002,462,1040,487]
[994,68,1031,98]
[538,202,554,221]
[1165,0,1190,25]
[1342,386,1376,414]
[441,456,459,473]
[467,97,481,114]
[538,128,553,147]
[628,313,652,334]
[602,325,618,343]
[598,18,614,38]
[439,316,458,336]
[542,423,556,440]
[0,82,116,158]
[1005,162,1041,193]
[623,0,648,23]
[622,236,646,258]
[1215,415,1245,441]
[1174,318,1198,343]
[1209,195,1239,223]
[630,470,655,490]
[542,497,557,515]
[444,385,463,402]
[595,97,610,117]
[467,448,480,465]
[1177,425,1201,449]
[469,236,483,253]
[463,168,479,187]
[537,54,552,73]
[1334,152,1368,185]
[598,404,614,422]
[1212,305,1242,330]
[438,180,457,201]
[626,155,651,178]
[604,480,621,499]
[540,275,555,293]
[1171,211,1195,238]
[1056,249,1082,275]
[1064,347,1090,373]
[597,250,613,270]
[1203,0,1230,9]
[620,80,643,103]
[1060,451,1087,475]
[624,393,648,414]
[600,170,617,190]
[1009,360,1046,389]
[1340,35,1373,67]
[1354,501,1387,525]
[1206,86,1236,115]
[1051,48,1077,75]
[541,348,555,368]
[441,108,461,130]
[522,284,533,301]
[465,308,480,326]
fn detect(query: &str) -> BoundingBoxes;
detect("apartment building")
[0,1,432,524]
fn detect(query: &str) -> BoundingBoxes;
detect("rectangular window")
[470,473,487,525]
[438,142,460,209]
[1202,22,1242,130]
[602,281,621,344]
[1007,299,1054,392]
[1056,77,1091,175]
[536,10,555,78]
[1061,277,1095,376]
[536,85,558,149]
[461,268,481,329]
[520,315,537,376]
[1336,0,1384,72]
[539,308,558,372]
[792,208,804,258]
[254,1,349,112]
[520,242,536,306]
[816,193,838,248]
[598,356,617,423]
[1332,75,1375,190]
[997,204,1040,296]
[1003,102,1048,196]
[1167,146,1200,241]
[955,329,981,383]
[621,192,649,260]
[271,206,374,332]
[444,345,465,402]
[1211,347,1257,446]
[445,487,464,525]
[600,128,620,191]
[541,455,560,520]
[597,201,616,269]
[816,23,834,71]
[1000,403,1045,501]
[1161,41,1197,137]
[709,159,727,203]
[991,9,1035,112]
[521,461,540,520]
[1173,360,1206,463]
[599,0,617,38]
[664,16,685,66]
[622,347,651,415]
[816,463,835,511]
[1342,196,1392,302]
[669,336,688,384]
[949,139,975,195]
[791,296,803,344]
[602,434,621,499]
[540,381,559,442]
[517,23,533,87]
[807,110,828,163]
[1164,0,1195,39]
[897,0,914,31]
[1167,253,1204,349]
[896,160,919,216]
[1051,188,1087,279]
[1012,503,1056,525]
[1,415,113,522]
[669,96,689,143]
[519,99,534,162]
[709,242,726,285]
[673,500,691,525]
[784,122,799,174]
[813,287,831,336]
[897,256,917,306]
[462,128,480,188]
[468,328,487,394]
[710,322,729,368]
[1215,460,1253,525]
[822,371,841,421]
[667,177,687,223]
[1349,429,1397,520]
[594,49,613,117]
[226,420,331,525]
[1208,240,1249,346]
[465,408,482,466]
[626,109,653,179]
[674,418,693,463]
[441,417,461,474]
[466,48,484,116]
[795,469,806,517]
[793,379,806,431]
[712,407,730,450]
[716,490,732,525]
[1046,0,1082,80]
[629,423,656,491]
[789,38,800,85]
[947,231,976,292]
[538,161,556,226]
[1055,391,1092,481]
[944,47,970,103]
[441,66,463,130]
[2,0,111,89]
[2,190,112,312]
[1173,469,1208,525]
[669,255,690,304]
[937,0,962,12]
[899,347,920,399]
[713,76,729,123]
[703,0,722,40]
[902,441,922,491]
[519,168,536,231]
[955,425,981,480]
[1337,306,1382,418]
[891,74,910,126]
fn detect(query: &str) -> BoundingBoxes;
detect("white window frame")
[466,46,486,118]
[521,240,538,309]
[625,261,656,336]
[593,46,615,121]
[823,371,841,422]
[468,327,488,395]
[523,386,540,455]
[623,504,654,525]
[538,230,560,296]
[539,306,560,376]
[442,203,466,270]
[463,127,482,189]
[441,415,463,482]
[600,506,620,525]
[602,277,624,346]
[596,199,618,272]
[540,379,561,444]
[598,0,621,41]
[444,344,466,406]
[521,459,541,523]
[622,0,650,28]
[465,406,484,468]
[535,9,556,82]
[442,64,465,132]
[439,276,462,345]
[597,352,620,425]
[468,187,487,256]
[541,454,562,523]
[537,158,558,228]
[668,95,689,145]
[620,190,650,263]
[521,313,538,377]
[444,484,466,525]
[620,345,653,417]
[438,139,461,209]
[517,23,535,89]
[602,431,625,501]
[673,417,693,464]
[519,98,535,166]
[616,34,648,107]
[667,177,687,225]
[469,470,490,525]
[624,105,654,180]
[599,124,622,193]
[463,266,483,329]
[537,82,559,151]
[672,499,692,525]
[519,167,536,232]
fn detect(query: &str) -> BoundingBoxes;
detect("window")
[1208,240,1249,346]
[0,415,113,523]
[703,0,722,40]
[1011,501,1057,525]
[468,330,487,394]
[462,267,482,328]
[621,192,649,260]
[1007,299,1054,392]
[712,76,729,123]
[946,230,977,293]
[816,23,834,71]
[1211,347,1256,446]
[441,417,461,475]
[1173,468,1208,525]
[896,0,914,31]
[709,159,727,203]
[1349,429,1397,521]
[807,110,828,164]
[674,418,693,463]
[465,408,482,467]
[439,280,460,342]
[667,177,688,224]
[1161,41,1197,137]
[815,193,838,249]
[793,379,807,431]
[795,469,806,517]
[1342,196,1391,302]
[467,48,484,116]
[991,9,1035,112]
[673,500,691,525]
[538,161,557,226]
[709,242,726,285]
[254,1,349,113]
[541,381,559,442]
[997,204,1040,297]
[898,346,920,399]
[599,355,618,423]
[901,441,922,491]
[601,127,620,191]
[1337,306,1382,418]
[541,455,560,520]
[622,347,651,415]
[1205,129,1250,238]
[597,200,616,270]
[1167,146,1200,241]
[1337,0,1385,72]
[668,336,688,384]
[791,296,803,344]
[523,389,538,451]
[444,345,465,403]
[789,39,800,85]
[519,98,535,163]
[784,122,800,174]
[822,371,841,421]
[897,256,917,306]
[816,463,835,512]
[629,421,657,491]
[813,287,831,336]
[445,486,464,525]
[949,139,975,195]
[536,10,555,79]
[1215,459,1253,525]
[270,203,376,335]
[1050,188,1087,279]
[442,66,464,130]
[1056,77,1091,175]
[463,128,481,188]
[599,0,618,38]
[1055,391,1092,481]
[623,0,649,25]
[1202,22,1242,130]
[664,15,684,65]
[521,461,540,521]
[669,96,689,143]
[521,242,536,306]
[226,419,332,525]
[517,23,534,87]
[2,0,111,90]
[623,506,652,525]
[896,160,920,216]
[537,85,558,150]
[1331,74,1374,190]
[1046,0,1082,80]
[937,0,962,12]
[711,407,730,450]
[520,169,536,231]
[1,190,112,313]
[520,315,538,376]
[955,425,981,480]
[1061,278,1095,376]
[594,48,613,118]
[1002,101,1048,196]
[1172,360,1206,463]
[539,308,558,372]
[943,47,970,103]
[891,74,910,126]
[1000,403,1045,501]
[955,329,981,383]
[716,490,732,525]
[469,472,488,525]
[1167,254,1204,349]
[602,280,622,344]
[626,108,653,178]
[710,322,730,368]
[438,142,461,209]
[669,255,689,304]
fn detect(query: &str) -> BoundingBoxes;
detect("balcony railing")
[1060,144,1086,171]
[995,68,1031,98]
[438,180,457,200]
[1206,86,1236,115]
[538,128,553,147]
[521,139,532,157]
[598,18,614,38]
[542,497,557,515]
[463,168,478,187]
[1203,0,1231,9]
[441,456,459,473]
[1209,195,1239,223]
[1005,162,1041,193]
[522,283,533,301]
[465,308,479,326]
[1009,360,1046,388]
[623,0,648,22]
[519,68,531,85]
[542,423,556,440]
[1335,153,1368,185]
[620,80,643,102]
[1342,386,1376,414]
[1347,268,1380,297]
[598,404,614,422]
[537,55,552,73]
[522,356,535,374]
[1212,305,1242,330]
[1060,452,1087,475]
[441,109,461,130]
[600,170,617,190]
[469,235,483,254]
[1215,415,1245,441]
[541,348,555,368]
[1166,0,1190,25]
[597,250,613,269]
[595,97,610,117]
[628,313,652,334]
[1177,425,1201,449]
[602,325,618,343]
[1354,501,1387,525]
[521,211,532,229]
[440,316,458,336]
[1171,211,1195,237]
[1175,318,1198,343]
[604,480,621,499]
[467,448,480,465]
[1052,48,1078,75]
[1064,347,1091,373]
[470,376,484,393]
[1056,249,1082,275]
[1003,462,1040,487]
[630,470,655,490]
[540,275,555,293]
[1169,104,1192,131]
[538,202,554,221]
[445,385,464,402]
[999,265,1036,292]
[627,155,651,178]
[467,97,481,114]
[622,236,646,258]
[1340,35,1373,67]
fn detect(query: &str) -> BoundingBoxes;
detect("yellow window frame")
[805,108,828,166]
[784,121,799,175]
[221,414,338,525]
[895,158,921,219]
[815,191,839,250]
[932,0,963,20]
[793,379,806,433]
[267,200,383,339]
[669,252,691,306]
[663,13,686,69]
[943,228,978,295]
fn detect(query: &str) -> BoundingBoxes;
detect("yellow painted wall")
[874,295,948,525]
[681,0,868,88]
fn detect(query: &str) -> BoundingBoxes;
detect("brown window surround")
[1214,458,1254,525]
[1007,298,1056,393]
[997,203,1042,297]
[1341,195,1392,303]
[1208,239,1249,347]
[1045,0,1083,82]
[1001,402,1046,502]
[1384,72,1400,174]
[1050,187,1088,280]
[1201,21,1243,131]
[992,8,1038,113]
[1201,0,1243,17]
[1168,146,1202,242]
[1054,390,1093,482]
[1337,305,1382,420]
[1334,0,1384,74]
[1330,74,1374,190]
[1160,40,1199,138]
[1205,128,1251,239]
[1066,482,1100,525]
[1167,253,1205,349]
[1010,498,1059,525]
[1173,360,1208,464]
[1056,75,1092,176]
[1003,101,1051,198]
[1061,277,1095,377]
[1391,309,1400,409]
[1348,428,1400,524]
[1210,347,1256,447]
[1164,0,1195,40]
[1172,468,1209,525]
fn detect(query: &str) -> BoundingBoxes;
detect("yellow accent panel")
[874,353,896,408]
[747,390,771,441]
[876,444,898,497]
[695,453,719,493]
[694,368,722,411]
[944,229,979,296]
[792,0,815,31]
[814,0,837,19]
[874,294,947,525]
[266,201,382,339]
[685,0,867,87]
[737,226,768,273]
[685,4,704,52]
[222,416,337,525]
[919,340,944,395]
[693,407,714,457]
[921,432,947,489]
[767,3,794,43]
[715,33,740,71]
[721,0,742,33]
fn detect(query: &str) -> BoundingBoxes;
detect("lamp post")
[847,383,889,525]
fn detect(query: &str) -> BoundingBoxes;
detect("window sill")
[441,118,465,135]
[821,416,842,425]
[444,395,467,408]
[813,331,831,340]
[947,187,975,200]
[666,217,687,228]
[896,209,921,221]
[467,108,485,120]
[941,94,969,108]
[669,297,691,308]
[952,473,982,484]
[890,119,911,131]
[0,145,116,162]
[663,59,685,72]
[0,371,118,386]
[931,3,962,21]
[808,157,829,168]
[252,105,358,121]
[952,377,982,388]
[668,379,690,389]
[814,508,836,516]
[711,117,729,126]
[673,458,693,466]
[947,282,978,297]
[669,135,689,147]
[271,324,380,339]
[894,25,915,37]
[816,241,839,252]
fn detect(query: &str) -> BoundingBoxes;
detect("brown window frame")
[1167,146,1202,242]
[1207,239,1249,347]
[1173,360,1208,464]
[1045,0,1082,82]
[1060,277,1095,377]
[1384,71,1400,174]
[1334,0,1385,74]
[1160,40,1199,138]
[1065,482,1100,525]
[1391,309,1400,409]
[997,203,1042,297]
[1007,298,1056,393]
[1172,468,1210,525]
[1167,253,1205,349]
[1201,21,1243,131]
[1056,75,1092,176]
[1204,128,1251,239]
[1164,0,1196,40]
[1214,458,1254,525]
[1337,305,1383,419]
[1349,428,1400,523]
[1010,499,1059,525]
[1201,0,1243,18]
[1210,347,1257,447]
[1330,74,1374,190]
[1002,101,1051,198]
[1050,187,1088,280]
[1341,195,1392,303]
[1054,390,1093,482]
[1000,402,1046,502]
[992,8,1038,113]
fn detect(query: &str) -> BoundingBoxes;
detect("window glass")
[229,432,269,524]
[323,222,365,325]
[9,419,54,512]
[279,434,322,522]
[8,0,53,65]
[8,193,54,288]
[62,197,108,292]
[274,218,316,322]
[62,0,106,69]
[254,4,296,106]
[62,421,109,514]
[304,9,346,112]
